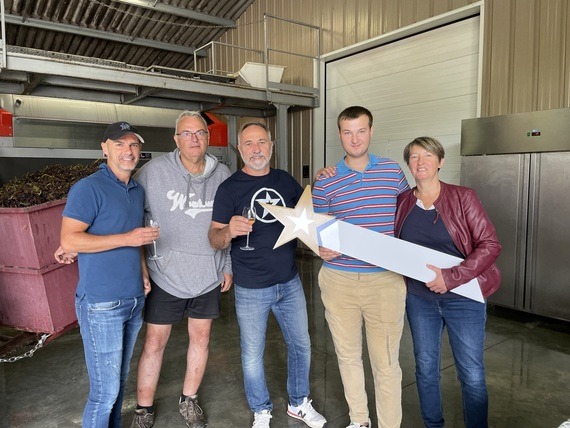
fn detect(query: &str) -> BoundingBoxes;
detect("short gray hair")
[175,110,208,132]
[237,122,272,145]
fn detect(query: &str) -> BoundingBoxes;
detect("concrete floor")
[1,253,569,428]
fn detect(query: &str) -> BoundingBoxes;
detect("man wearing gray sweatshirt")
[130,111,232,428]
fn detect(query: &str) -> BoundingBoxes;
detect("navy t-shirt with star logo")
[212,168,303,289]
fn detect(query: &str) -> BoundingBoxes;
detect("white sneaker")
[287,397,327,428]
[252,410,272,428]
[558,420,570,428]
[346,418,371,428]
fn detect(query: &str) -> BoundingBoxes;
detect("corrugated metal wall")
[482,0,570,115]
[218,0,570,182]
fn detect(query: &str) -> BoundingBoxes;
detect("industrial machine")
[0,94,230,184]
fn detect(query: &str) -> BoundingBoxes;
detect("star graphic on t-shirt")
[259,186,335,254]
[252,189,283,222]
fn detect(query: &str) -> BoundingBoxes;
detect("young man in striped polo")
[312,106,409,428]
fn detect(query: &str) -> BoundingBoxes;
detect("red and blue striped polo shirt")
[312,154,409,272]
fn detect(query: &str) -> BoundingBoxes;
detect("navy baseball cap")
[103,122,145,144]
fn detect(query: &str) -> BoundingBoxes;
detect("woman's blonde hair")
[403,136,445,165]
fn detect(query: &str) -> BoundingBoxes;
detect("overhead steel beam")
[0,68,28,82]
[22,73,44,95]
[41,76,138,93]
[122,87,160,104]
[0,81,24,94]
[202,105,274,118]
[5,52,318,108]
[4,14,205,56]
[196,101,277,117]
[131,97,202,111]
[112,0,236,27]
[29,86,124,104]
[151,89,224,104]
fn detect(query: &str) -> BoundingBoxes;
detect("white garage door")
[324,16,480,185]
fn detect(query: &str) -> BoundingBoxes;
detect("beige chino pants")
[318,267,406,428]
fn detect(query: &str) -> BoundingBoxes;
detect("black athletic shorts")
[143,279,222,324]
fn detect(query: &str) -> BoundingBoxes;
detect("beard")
[241,146,273,171]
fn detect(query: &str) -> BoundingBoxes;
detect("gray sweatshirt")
[135,150,231,298]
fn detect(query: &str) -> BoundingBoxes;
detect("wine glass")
[148,219,162,260]
[240,206,257,251]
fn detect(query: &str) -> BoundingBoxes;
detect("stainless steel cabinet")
[461,109,570,322]
[528,152,570,320]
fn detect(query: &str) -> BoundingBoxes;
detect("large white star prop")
[259,186,335,254]
[261,185,485,302]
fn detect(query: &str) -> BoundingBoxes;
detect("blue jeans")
[76,296,144,428]
[234,275,311,412]
[406,293,488,428]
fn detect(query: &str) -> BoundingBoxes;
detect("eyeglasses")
[112,141,142,150]
[175,130,208,140]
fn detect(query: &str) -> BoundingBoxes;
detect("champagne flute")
[240,206,257,251]
[148,219,162,260]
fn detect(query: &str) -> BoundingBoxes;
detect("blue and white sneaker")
[287,397,327,428]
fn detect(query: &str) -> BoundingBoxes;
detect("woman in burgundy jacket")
[394,137,501,428]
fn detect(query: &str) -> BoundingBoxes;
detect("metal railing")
[263,14,320,96]
[193,41,263,77]
[192,14,321,97]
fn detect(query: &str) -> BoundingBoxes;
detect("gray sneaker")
[131,408,155,428]
[179,395,207,428]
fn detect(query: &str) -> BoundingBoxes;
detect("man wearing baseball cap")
[56,121,157,427]
[103,121,146,145]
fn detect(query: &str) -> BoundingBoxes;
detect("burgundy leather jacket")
[394,181,501,298]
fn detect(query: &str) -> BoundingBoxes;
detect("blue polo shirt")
[63,164,145,302]
[312,154,409,272]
